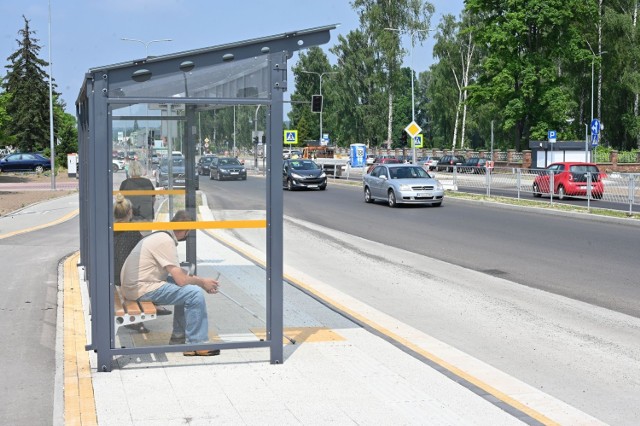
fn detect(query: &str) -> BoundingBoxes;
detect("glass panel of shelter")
[111,102,267,351]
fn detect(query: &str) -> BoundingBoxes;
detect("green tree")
[2,16,56,153]
[352,0,435,146]
[0,90,16,147]
[329,30,387,147]
[290,47,334,145]
[465,0,596,151]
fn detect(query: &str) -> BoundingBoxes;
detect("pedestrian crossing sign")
[284,130,298,145]
[413,134,423,148]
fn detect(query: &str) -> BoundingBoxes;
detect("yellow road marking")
[0,209,79,240]
[206,229,559,426]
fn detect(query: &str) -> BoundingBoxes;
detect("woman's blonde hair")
[128,160,145,177]
[114,193,132,222]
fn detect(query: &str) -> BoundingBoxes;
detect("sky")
[0,0,464,115]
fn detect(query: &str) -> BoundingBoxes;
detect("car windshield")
[289,160,319,171]
[201,157,215,164]
[389,166,431,179]
[161,158,184,168]
[219,158,241,166]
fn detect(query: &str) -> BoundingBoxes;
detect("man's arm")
[165,264,219,293]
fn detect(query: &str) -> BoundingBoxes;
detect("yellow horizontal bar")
[114,220,266,232]
[113,189,185,196]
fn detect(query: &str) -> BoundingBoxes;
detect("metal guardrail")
[432,167,640,214]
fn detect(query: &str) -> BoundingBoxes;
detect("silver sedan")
[363,164,444,207]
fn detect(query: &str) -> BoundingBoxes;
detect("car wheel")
[532,183,541,197]
[287,178,294,191]
[112,164,119,172]
[320,184,326,190]
[242,176,247,181]
[218,172,223,181]
[593,191,603,200]
[433,201,442,207]
[35,165,44,174]
[209,170,214,180]
[557,185,566,200]
[388,190,397,207]
[364,187,373,203]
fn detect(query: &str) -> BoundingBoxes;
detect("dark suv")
[436,155,466,172]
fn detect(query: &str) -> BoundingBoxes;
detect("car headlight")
[240,168,246,172]
[320,172,326,178]
[436,181,443,191]
[291,173,303,179]
[399,184,412,190]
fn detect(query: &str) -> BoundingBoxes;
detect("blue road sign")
[548,130,557,143]
[591,119,600,145]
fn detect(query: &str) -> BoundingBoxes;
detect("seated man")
[120,210,220,356]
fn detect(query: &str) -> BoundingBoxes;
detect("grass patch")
[445,190,640,220]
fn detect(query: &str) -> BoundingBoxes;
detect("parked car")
[283,158,327,190]
[112,158,125,172]
[127,151,137,160]
[197,155,217,175]
[532,162,604,199]
[459,157,488,174]
[365,154,377,165]
[209,157,247,181]
[0,152,51,173]
[283,149,302,160]
[366,156,400,173]
[150,153,160,165]
[155,157,199,189]
[436,155,466,172]
[363,164,444,207]
[418,156,440,171]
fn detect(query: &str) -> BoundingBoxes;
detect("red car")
[532,162,604,199]
[366,157,400,174]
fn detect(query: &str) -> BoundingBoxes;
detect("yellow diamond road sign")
[405,121,422,138]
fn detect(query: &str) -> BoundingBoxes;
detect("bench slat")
[124,300,142,316]
[114,288,125,317]
[139,301,157,315]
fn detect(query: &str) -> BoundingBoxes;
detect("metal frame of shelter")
[76,25,336,372]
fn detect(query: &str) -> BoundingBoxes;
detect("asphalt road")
[0,217,78,423]
[200,175,640,424]
[201,174,640,319]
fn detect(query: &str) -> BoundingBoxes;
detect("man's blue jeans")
[139,278,209,344]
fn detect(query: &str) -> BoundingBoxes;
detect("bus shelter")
[76,25,335,372]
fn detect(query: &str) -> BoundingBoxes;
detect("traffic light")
[253,136,259,145]
[261,135,266,144]
[401,131,408,147]
[311,95,323,113]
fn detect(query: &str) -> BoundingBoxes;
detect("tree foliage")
[1,16,78,165]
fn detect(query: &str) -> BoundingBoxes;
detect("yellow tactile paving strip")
[63,252,97,426]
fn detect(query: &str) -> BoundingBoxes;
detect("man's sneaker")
[183,349,220,357]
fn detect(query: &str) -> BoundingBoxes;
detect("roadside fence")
[432,167,640,214]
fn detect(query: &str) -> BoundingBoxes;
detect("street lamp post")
[121,38,173,57]
[385,27,433,164]
[301,70,337,145]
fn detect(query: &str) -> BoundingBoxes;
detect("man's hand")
[200,277,219,294]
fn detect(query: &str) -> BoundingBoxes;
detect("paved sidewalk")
[0,192,604,425]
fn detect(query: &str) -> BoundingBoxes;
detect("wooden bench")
[113,286,157,332]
